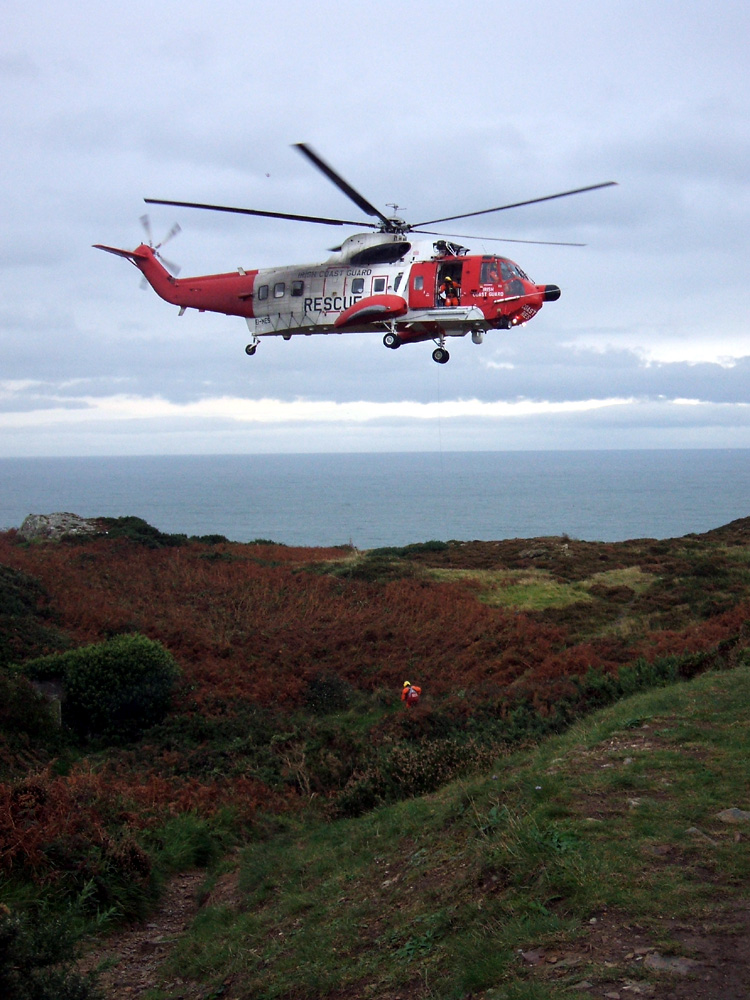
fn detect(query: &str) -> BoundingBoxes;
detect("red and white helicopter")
[95,144,615,364]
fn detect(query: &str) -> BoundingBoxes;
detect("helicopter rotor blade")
[412,181,618,228]
[158,255,181,276]
[156,222,182,248]
[143,197,379,229]
[411,229,587,247]
[139,214,153,245]
[293,142,392,228]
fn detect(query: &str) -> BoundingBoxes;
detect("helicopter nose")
[542,284,561,302]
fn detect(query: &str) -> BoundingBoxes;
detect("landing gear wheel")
[245,343,257,356]
[432,347,450,364]
[383,332,401,349]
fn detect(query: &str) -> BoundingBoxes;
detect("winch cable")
[435,362,450,543]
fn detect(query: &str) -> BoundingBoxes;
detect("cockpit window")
[500,260,530,282]
[480,260,501,284]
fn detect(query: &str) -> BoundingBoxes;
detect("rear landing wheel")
[432,347,450,364]
[245,343,257,356]
[383,332,401,349]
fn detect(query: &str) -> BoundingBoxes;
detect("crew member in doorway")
[439,276,460,306]
[401,680,422,707]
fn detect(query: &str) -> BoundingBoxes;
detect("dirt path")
[79,870,206,998]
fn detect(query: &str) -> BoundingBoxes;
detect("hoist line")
[435,363,450,544]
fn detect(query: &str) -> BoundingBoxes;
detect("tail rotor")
[139,214,182,275]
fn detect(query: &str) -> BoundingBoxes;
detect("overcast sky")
[2,0,749,456]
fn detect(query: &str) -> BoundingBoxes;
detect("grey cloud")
[3,0,750,455]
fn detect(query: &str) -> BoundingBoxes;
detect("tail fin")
[93,244,150,262]
[94,241,180,305]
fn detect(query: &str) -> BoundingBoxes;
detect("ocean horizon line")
[2,445,750,462]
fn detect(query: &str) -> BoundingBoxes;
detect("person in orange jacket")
[439,276,460,307]
[401,680,422,707]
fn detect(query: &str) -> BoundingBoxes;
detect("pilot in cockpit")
[481,260,500,284]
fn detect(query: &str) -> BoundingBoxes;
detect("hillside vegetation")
[1,516,750,998]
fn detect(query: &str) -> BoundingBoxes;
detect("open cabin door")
[408,260,466,308]
[408,261,438,308]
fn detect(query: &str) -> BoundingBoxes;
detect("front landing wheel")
[432,347,450,364]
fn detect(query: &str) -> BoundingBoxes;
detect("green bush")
[403,539,449,554]
[304,672,353,714]
[0,564,46,618]
[97,516,185,548]
[22,634,180,739]
[0,564,68,668]
[366,540,448,559]
[0,903,102,1000]
[322,553,408,583]
[0,670,57,736]
[146,813,226,874]
[334,736,500,817]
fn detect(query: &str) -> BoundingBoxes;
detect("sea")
[0,450,748,549]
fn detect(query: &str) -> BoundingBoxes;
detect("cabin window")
[373,277,386,293]
[291,280,304,297]
[394,272,403,292]
[257,284,269,300]
[274,282,285,298]
[351,277,365,294]
[414,275,424,291]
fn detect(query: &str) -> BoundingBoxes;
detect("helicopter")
[95,144,616,364]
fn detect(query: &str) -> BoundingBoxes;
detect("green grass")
[587,566,654,593]
[426,567,595,609]
[145,663,750,999]
[425,565,655,611]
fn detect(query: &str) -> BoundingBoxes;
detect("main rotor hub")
[382,217,409,234]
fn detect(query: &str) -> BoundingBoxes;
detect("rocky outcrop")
[17,512,102,542]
